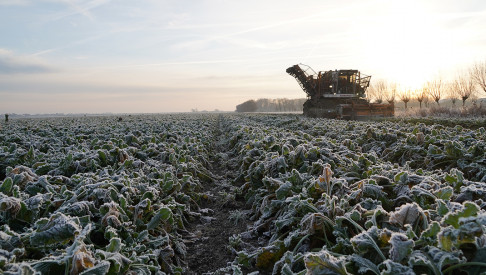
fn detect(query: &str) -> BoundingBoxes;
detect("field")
[1,113,486,274]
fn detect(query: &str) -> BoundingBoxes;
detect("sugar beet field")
[1,113,486,275]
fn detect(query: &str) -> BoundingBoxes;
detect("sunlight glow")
[0,0,485,113]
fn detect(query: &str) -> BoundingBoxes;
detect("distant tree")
[471,60,486,95]
[236,100,258,112]
[427,78,443,106]
[446,82,458,107]
[423,94,430,108]
[248,98,306,112]
[368,80,386,103]
[399,88,412,109]
[416,88,427,108]
[385,82,397,104]
[454,72,475,107]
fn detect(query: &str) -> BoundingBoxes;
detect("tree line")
[236,98,306,112]
[367,60,486,109]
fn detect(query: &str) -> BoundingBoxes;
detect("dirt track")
[185,115,252,274]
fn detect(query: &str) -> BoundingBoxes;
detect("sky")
[1,0,486,114]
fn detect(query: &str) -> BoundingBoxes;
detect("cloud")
[0,49,54,74]
[47,0,112,22]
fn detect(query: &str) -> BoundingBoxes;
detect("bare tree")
[471,60,486,94]
[385,82,397,104]
[366,84,376,103]
[368,80,387,103]
[454,73,475,107]
[423,93,430,107]
[427,78,443,106]
[446,82,458,107]
[416,87,427,108]
[399,88,412,109]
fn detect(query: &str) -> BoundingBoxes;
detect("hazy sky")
[1,0,486,113]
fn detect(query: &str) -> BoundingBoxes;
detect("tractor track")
[185,115,251,274]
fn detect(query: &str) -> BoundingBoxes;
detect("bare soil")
[185,116,253,274]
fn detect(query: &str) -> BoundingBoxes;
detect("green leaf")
[106,237,122,253]
[394,172,408,184]
[0,177,13,195]
[98,150,108,166]
[444,168,464,192]
[436,199,449,217]
[433,187,453,201]
[147,207,173,230]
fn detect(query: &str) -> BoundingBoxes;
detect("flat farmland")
[1,113,486,274]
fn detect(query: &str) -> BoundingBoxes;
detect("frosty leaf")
[61,201,94,217]
[0,228,22,252]
[272,251,304,275]
[389,203,423,227]
[435,199,449,217]
[394,171,408,184]
[79,260,110,275]
[95,250,132,274]
[147,207,173,230]
[106,237,122,253]
[444,168,464,192]
[443,201,479,229]
[433,186,453,201]
[388,233,414,263]
[380,259,414,275]
[409,246,464,274]
[70,245,96,275]
[318,164,333,191]
[30,213,81,246]
[350,226,388,262]
[304,250,349,275]
[3,263,38,275]
[0,197,21,215]
[276,181,292,200]
[346,254,379,275]
[438,221,483,251]
[418,221,440,246]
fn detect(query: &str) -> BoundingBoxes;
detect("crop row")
[0,115,217,274]
[218,114,486,274]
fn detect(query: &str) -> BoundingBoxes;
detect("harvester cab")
[287,64,393,119]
